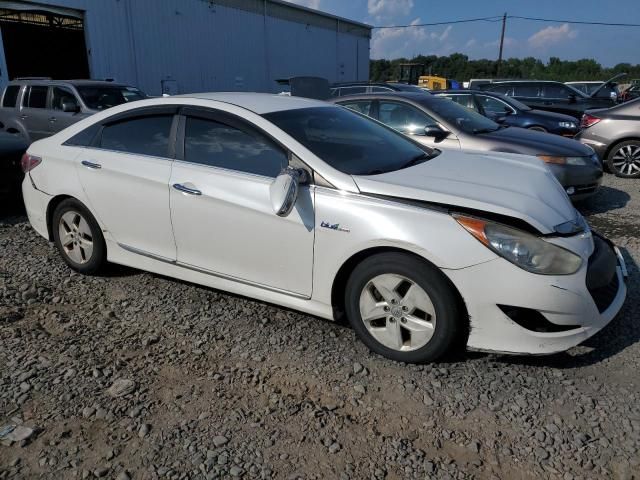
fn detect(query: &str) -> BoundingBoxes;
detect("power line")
[373,15,640,29]
[373,16,502,29]
[509,15,640,27]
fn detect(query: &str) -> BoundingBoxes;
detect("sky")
[285,0,640,67]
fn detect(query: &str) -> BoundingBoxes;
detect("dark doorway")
[0,8,89,80]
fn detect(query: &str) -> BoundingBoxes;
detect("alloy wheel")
[612,144,640,176]
[358,273,436,352]
[58,210,94,264]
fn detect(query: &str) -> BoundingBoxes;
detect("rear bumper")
[22,176,51,239]
[446,235,626,355]
[573,134,609,160]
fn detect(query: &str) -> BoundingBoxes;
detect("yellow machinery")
[418,75,447,90]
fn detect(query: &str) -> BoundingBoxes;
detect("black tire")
[344,252,465,363]
[527,126,547,133]
[606,140,640,178]
[52,198,106,274]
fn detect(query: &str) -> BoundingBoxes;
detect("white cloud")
[528,23,577,49]
[371,18,454,59]
[368,0,413,20]
[285,0,321,10]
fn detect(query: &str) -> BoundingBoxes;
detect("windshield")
[77,86,146,110]
[264,106,436,175]
[425,97,500,134]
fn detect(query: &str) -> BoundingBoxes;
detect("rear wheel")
[344,252,465,363]
[607,140,640,178]
[52,199,106,274]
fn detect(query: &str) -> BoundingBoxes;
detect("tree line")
[370,54,640,83]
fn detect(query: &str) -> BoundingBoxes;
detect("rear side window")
[2,85,19,107]
[184,116,287,177]
[24,86,48,108]
[370,86,393,93]
[513,85,540,97]
[486,84,512,95]
[339,86,367,96]
[340,100,373,116]
[100,115,173,157]
[64,123,101,147]
[543,84,573,98]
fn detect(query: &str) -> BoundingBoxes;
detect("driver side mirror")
[269,168,308,217]
[62,101,80,113]
[423,125,449,139]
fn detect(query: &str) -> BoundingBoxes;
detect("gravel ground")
[0,174,639,480]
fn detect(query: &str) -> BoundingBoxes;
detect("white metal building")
[0,0,371,94]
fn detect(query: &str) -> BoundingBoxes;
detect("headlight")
[558,121,576,129]
[537,155,592,166]
[454,215,583,275]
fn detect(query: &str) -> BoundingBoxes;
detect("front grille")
[588,273,619,313]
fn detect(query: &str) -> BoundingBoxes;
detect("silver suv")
[0,78,146,143]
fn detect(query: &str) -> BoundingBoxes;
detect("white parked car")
[21,93,627,363]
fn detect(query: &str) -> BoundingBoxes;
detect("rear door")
[74,107,178,260]
[169,107,315,297]
[49,86,86,134]
[19,85,51,141]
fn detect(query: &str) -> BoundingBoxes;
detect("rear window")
[24,86,48,108]
[2,85,19,107]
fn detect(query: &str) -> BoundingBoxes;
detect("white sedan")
[21,93,627,363]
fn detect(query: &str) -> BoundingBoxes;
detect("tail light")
[580,113,601,129]
[21,153,42,172]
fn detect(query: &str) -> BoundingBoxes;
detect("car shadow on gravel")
[497,249,639,370]
[577,184,631,216]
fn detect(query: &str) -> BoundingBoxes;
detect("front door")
[49,86,86,134]
[169,109,315,297]
[75,109,177,260]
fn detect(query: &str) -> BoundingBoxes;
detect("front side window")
[419,97,500,134]
[24,86,48,108]
[340,100,373,116]
[265,106,435,176]
[184,116,287,177]
[379,101,439,134]
[487,84,512,95]
[77,86,146,110]
[2,85,19,107]
[100,115,173,157]
[477,95,512,114]
[370,86,393,93]
[543,84,574,99]
[339,86,367,95]
[51,87,79,111]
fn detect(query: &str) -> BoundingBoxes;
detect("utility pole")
[496,12,507,77]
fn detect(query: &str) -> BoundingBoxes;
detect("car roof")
[330,91,442,105]
[176,92,332,114]
[8,79,132,88]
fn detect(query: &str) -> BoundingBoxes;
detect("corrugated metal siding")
[0,0,370,94]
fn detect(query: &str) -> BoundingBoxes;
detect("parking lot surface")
[1,175,639,480]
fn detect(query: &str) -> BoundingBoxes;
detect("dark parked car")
[434,89,579,136]
[330,82,429,97]
[0,131,28,196]
[574,98,640,177]
[331,92,602,200]
[479,80,616,119]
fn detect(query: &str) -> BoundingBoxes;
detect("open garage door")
[0,4,89,80]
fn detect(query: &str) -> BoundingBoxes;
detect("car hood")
[476,126,593,156]
[352,150,577,234]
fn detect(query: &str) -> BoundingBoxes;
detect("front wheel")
[344,253,465,363]
[52,199,106,274]
[607,140,640,178]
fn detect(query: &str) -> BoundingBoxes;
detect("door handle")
[173,183,202,196]
[49,117,57,122]
[81,160,102,169]
[20,114,27,120]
